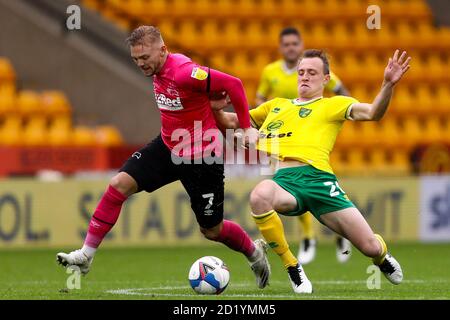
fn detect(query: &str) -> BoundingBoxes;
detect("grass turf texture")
[1,242,449,300]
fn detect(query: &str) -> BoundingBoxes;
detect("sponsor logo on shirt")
[191,67,208,80]
[155,93,184,111]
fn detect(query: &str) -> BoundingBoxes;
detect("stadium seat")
[0,120,22,146]
[0,93,16,116]
[0,57,16,84]
[23,117,47,146]
[41,91,72,118]
[391,86,413,115]
[401,116,425,149]
[435,86,450,115]
[95,125,124,146]
[73,126,97,146]
[17,91,42,118]
[379,118,401,149]
[423,117,444,144]
[390,149,411,175]
[347,149,368,174]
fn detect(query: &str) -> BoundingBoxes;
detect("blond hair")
[126,26,163,46]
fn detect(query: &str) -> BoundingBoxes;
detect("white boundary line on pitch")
[105,279,450,299]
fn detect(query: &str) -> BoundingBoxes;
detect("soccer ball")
[188,256,230,294]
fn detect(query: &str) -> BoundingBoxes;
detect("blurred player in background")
[256,27,351,264]
[213,49,410,293]
[56,26,271,289]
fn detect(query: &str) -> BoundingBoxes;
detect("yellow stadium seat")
[425,54,447,82]
[0,93,16,116]
[222,21,243,48]
[360,121,382,147]
[0,124,22,146]
[215,0,235,17]
[307,24,329,49]
[82,0,102,11]
[0,57,16,83]
[415,86,434,115]
[369,149,389,174]
[332,23,352,50]
[379,118,401,149]
[347,149,367,173]
[435,86,450,115]
[229,52,251,78]
[423,117,444,144]
[336,122,358,149]
[390,149,411,175]
[23,117,47,146]
[178,20,200,47]
[352,24,371,50]
[245,21,264,47]
[17,91,43,118]
[401,116,424,149]
[95,125,124,146]
[157,20,178,42]
[350,85,370,102]
[41,91,71,118]
[394,22,415,48]
[252,52,272,72]
[442,118,450,144]
[339,54,361,82]
[391,87,413,115]
[436,27,450,50]
[73,126,97,146]
[329,148,347,175]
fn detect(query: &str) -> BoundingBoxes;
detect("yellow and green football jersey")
[256,59,343,100]
[250,96,359,174]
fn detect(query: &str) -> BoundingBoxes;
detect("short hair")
[279,27,302,41]
[299,49,330,75]
[126,25,163,46]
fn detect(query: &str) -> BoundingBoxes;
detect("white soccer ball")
[188,256,230,295]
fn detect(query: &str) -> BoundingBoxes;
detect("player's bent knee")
[249,181,275,214]
[109,172,138,197]
[360,237,382,257]
[200,227,220,241]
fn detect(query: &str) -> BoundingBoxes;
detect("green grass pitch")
[1,242,449,300]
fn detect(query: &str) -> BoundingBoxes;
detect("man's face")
[130,38,165,77]
[297,57,330,98]
[279,34,303,64]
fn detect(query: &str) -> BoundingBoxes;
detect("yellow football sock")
[252,210,298,269]
[372,233,388,265]
[298,212,315,239]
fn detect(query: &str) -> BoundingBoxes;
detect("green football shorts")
[273,165,355,222]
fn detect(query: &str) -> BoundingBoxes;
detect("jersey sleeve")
[249,99,275,128]
[325,71,343,94]
[327,96,359,122]
[175,63,210,92]
[256,66,271,98]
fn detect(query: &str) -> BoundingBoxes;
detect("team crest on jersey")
[299,107,312,118]
[266,120,284,131]
[272,107,281,113]
[191,67,208,80]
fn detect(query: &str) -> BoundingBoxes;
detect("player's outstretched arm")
[350,50,411,121]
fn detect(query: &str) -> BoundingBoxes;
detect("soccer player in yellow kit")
[213,49,410,293]
[256,27,351,264]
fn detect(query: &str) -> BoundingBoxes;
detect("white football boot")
[297,238,316,265]
[56,249,93,275]
[376,253,403,285]
[336,237,352,263]
[248,239,271,289]
[287,264,313,294]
